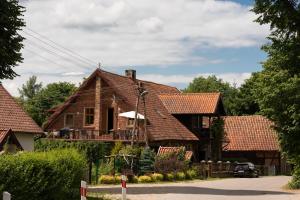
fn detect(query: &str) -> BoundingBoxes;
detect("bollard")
[80,180,87,200]
[3,192,11,200]
[121,175,127,200]
[207,160,212,178]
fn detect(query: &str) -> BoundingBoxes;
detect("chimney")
[125,69,136,81]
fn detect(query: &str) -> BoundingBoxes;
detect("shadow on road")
[89,186,291,196]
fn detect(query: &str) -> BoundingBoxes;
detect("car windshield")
[235,164,249,170]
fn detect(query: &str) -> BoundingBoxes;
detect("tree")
[252,0,300,188]
[231,73,260,115]
[18,76,42,100]
[184,75,239,115]
[0,0,25,80]
[24,82,77,126]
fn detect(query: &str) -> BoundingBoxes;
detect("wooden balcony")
[47,129,145,142]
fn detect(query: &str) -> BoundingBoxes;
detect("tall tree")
[184,75,239,115]
[252,0,300,188]
[24,82,77,126]
[18,75,42,100]
[0,0,25,80]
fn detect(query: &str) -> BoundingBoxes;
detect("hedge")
[0,149,86,200]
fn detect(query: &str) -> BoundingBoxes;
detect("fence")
[193,161,282,178]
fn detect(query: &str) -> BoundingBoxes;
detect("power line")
[22,30,95,67]
[25,39,91,69]
[24,28,97,65]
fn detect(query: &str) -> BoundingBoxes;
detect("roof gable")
[159,93,223,114]
[223,115,279,151]
[0,84,43,134]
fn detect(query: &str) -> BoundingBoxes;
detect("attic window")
[155,109,166,119]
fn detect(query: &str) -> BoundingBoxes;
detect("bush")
[128,175,138,183]
[99,175,116,184]
[151,173,164,182]
[165,173,175,181]
[186,169,197,179]
[289,162,300,189]
[138,175,153,183]
[154,151,188,174]
[0,149,86,200]
[175,172,186,180]
[139,147,155,175]
[115,175,122,184]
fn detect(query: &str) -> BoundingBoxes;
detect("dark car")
[233,162,259,178]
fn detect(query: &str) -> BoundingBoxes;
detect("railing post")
[3,192,11,200]
[201,160,206,179]
[207,160,212,178]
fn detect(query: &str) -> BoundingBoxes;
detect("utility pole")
[142,94,149,147]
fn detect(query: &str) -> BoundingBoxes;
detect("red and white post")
[3,192,11,200]
[80,181,87,200]
[121,175,127,200]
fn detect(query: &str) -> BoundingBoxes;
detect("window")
[127,118,134,127]
[65,114,74,128]
[84,108,94,126]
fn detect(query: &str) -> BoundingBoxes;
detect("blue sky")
[3,0,269,95]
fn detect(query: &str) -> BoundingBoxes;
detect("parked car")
[233,162,259,178]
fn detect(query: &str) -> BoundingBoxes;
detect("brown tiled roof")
[223,115,279,151]
[44,69,199,141]
[0,84,43,134]
[159,93,221,114]
[0,129,10,144]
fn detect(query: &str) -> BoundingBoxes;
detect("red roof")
[223,115,279,151]
[159,93,222,114]
[0,84,43,134]
[44,69,199,142]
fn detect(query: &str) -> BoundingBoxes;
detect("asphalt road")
[89,176,300,200]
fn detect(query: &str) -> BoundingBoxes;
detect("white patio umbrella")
[118,111,145,119]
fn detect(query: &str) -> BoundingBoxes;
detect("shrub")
[99,175,115,184]
[115,175,122,184]
[151,173,164,182]
[165,173,175,181]
[186,169,197,179]
[139,147,155,175]
[128,175,138,183]
[138,175,153,183]
[155,153,188,174]
[175,172,186,180]
[0,149,86,200]
[289,161,300,189]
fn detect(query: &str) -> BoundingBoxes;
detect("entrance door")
[107,108,114,131]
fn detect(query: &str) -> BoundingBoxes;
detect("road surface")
[89,176,300,200]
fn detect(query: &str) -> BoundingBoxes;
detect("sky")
[2,0,269,96]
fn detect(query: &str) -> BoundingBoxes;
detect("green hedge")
[0,149,86,200]
[35,139,111,164]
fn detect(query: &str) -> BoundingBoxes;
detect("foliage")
[154,150,188,174]
[151,173,164,182]
[0,0,25,80]
[18,75,42,100]
[114,175,121,184]
[22,82,77,126]
[175,172,186,180]
[35,139,111,164]
[211,118,224,161]
[127,175,138,183]
[252,0,300,188]
[110,141,123,156]
[119,145,142,157]
[139,147,155,175]
[164,173,175,181]
[99,175,116,184]
[184,75,239,115]
[0,149,86,200]
[186,169,198,179]
[138,175,153,183]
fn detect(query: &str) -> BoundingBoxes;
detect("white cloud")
[2,0,266,95]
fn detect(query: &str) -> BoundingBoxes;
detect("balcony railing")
[47,129,145,142]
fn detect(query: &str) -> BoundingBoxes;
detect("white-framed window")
[84,107,95,126]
